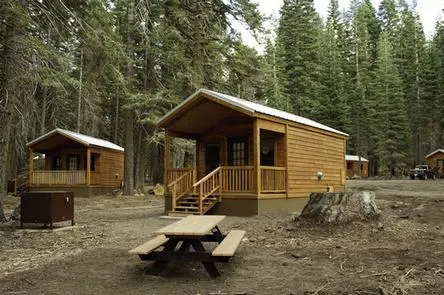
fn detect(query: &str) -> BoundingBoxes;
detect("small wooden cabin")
[425,149,444,178]
[345,155,369,178]
[25,129,124,197]
[158,89,349,216]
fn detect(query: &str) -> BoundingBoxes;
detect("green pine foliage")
[372,32,410,176]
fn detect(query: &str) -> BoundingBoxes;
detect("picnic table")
[129,215,245,277]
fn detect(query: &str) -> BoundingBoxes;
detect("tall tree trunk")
[123,0,135,196]
[0,0,22,221]
[76,49,83,133]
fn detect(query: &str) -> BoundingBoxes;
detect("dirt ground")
[0,180,443,295]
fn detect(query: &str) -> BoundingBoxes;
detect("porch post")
[253,119,260,194]
[28,148,34,185]
[86,148,91,185]
[163,130,171,189]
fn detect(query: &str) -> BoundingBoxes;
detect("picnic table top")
[155,215,226,237]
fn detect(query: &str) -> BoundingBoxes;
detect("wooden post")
[28,148,34,186]
[86,148,91,185]
[163,131,171,189]
[253,119,260,195]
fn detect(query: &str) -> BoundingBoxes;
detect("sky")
[238,0,444,52]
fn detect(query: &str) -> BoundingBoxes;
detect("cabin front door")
[205,143,220,174]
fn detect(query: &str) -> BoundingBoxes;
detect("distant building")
[425,149,444,179]
[345,155,369,178]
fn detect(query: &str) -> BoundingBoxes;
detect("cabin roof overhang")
[27,128,124,153]
[345,155,369,162]
[157,89,349,138]
[425,149,444,158]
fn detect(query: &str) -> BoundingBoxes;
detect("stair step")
[174,206,199,211]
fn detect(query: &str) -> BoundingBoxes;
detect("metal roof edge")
[425,149,444,158]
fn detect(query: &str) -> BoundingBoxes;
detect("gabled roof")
[425,149,444,158]
[158,89,349,137]
[27,128,124,152]
[345,155,369,162]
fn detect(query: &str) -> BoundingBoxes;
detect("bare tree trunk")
[123,0,135,196]
[76,49,83,133]
[0,1,22,221]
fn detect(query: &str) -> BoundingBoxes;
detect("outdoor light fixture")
[317,171,324,180]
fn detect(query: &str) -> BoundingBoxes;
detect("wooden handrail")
[193,167,221,187]
[169,169,195,212]
[168,170,194,188]
[194,167,222,214]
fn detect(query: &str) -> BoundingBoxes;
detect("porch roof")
[425,149,444,158]
[158,89,348,137]
[345,155,369,162]
[27,128,124,152]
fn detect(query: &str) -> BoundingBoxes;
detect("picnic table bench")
[128,215,245,277]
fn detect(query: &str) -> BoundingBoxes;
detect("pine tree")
[319,0,350,131]
[276,0,324,119]
[372,32,410,176]
[396,5,426,165]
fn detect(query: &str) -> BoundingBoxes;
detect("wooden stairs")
[169,193,220,216]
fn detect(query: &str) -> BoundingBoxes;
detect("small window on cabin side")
[228,138,248,166]
[67,155,80,170]
[437,159,444,168]
[53,157,62,170]
[361,164,364,170]
[347,162,352,170]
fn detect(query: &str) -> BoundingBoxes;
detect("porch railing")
[193,167,222,214]
[260,166,286,193]
[32,170,86,185]
[168,169,196,212]
[221,166,254,193]
[166,168,195,189]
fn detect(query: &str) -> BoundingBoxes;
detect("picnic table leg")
[152,239,180,274]
[211,226,224,243]
[178,240,192,252]
[190,239,220,278]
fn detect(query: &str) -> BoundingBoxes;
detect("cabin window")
[228,137,248,166]
[438,159,444,168]
[361,164,364,170]
[347,162,352,170]
[67,155,80,170]
[53,157,62,170]
[260,138,275,166]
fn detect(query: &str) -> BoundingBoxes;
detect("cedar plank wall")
[287,125,346,197]
[90,147,124,187]
[346,161,369,178]
[425,151,444,178]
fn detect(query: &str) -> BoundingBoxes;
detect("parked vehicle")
[409,165,436,180]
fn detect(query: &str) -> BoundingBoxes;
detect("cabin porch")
[164,117,288,216]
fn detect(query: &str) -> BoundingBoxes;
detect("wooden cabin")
[24,129,124,197]
[425,149,444,178]
[345,155,369,178]
[158,89,349,216]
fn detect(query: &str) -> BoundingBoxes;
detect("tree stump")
[300,191,380,223]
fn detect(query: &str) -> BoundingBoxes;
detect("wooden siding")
[90,147,124,187]
[287,125,346,197]
[425,151,444,178]
[346,161,369,178]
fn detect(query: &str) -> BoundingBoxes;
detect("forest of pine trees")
[1,0,444,218]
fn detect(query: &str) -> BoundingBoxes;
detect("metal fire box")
[21,191,74,229]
